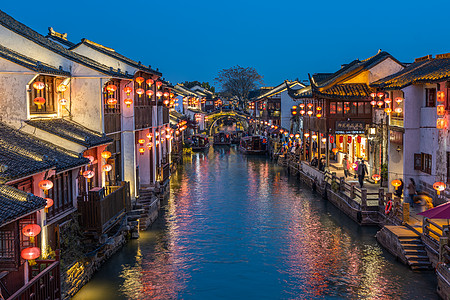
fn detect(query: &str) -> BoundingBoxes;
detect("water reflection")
[74,147,437,300]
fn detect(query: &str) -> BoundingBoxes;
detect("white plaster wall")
[368,58,404,83]
[136,129,150,186]
[122,130,136,198]
[71,44,138,75]
[0,59,33,127]
[20,126,86,153]
[281,90,296,129]
[71,77,105,133]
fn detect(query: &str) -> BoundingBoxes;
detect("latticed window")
[47,171,73,219]
[29,75,56,114]
[103,79,121,114]
[0,222,19,270]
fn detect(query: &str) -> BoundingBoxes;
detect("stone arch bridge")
[205,110,250,136]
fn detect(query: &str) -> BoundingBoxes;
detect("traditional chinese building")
[288,51,404,173]
[372,53,450,199]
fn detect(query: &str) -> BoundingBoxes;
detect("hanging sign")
[335,121,365,134]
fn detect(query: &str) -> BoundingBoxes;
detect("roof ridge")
[83,39,115,52]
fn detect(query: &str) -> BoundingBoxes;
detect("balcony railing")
[77,182,130,234]
[7,261,60,300]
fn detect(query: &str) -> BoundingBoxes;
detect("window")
[330,102,336,114]
[47,171,73,219]
[0,222,19,270]
[344,102,350,114]
[425,88,436,107]
[421,153,432,174]
[336,102,343,114]
[350,102,357,114]
[364,102,372,115]
[414,153,422,170]
[103,79,121,114]
[358,102,364,114]
[29,75,56,114]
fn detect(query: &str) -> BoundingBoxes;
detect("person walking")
[357,159,367,188]
[394,178,404,198]
[342,155,349,178]
[407,178,416,208]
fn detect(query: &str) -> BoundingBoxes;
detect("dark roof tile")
[26,118,112,148]
[0,122,89,183]
[0,185,46,227]
[0,44,70,76]
[0,10,132,79]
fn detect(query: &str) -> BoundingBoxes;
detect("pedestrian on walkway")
[407,178,416,208]
[342,155,349,178]
[357,159,367,188]
[394,178,404,198]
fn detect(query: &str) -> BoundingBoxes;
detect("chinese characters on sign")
[335,121,365,134]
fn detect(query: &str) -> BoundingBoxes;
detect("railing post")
[361,188,367,209]
[350,184,355,199]
[378,188,385,207]
[339,177,345,192]
[423,217,429,236]
[440,236,449,262]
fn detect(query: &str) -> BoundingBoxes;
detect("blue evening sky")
[3,1,450,89]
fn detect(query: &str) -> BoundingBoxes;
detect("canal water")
[74,146,438,300]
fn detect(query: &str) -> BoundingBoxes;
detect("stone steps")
[399,238,432,270]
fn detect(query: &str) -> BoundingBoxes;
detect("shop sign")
[335,121,365,134]
[390,130,403,144]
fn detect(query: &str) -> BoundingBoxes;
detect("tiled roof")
[315,83,372,99]
[315,51,403,89]
[311,73,333,85]
[0,185,46,227]
[46,28,76,48]
[256,80,306,100]
[71,39,161,76]
[287,84,313,99]
[173,84,199,97]
[26,118,112,148]
[0,10,132,79]
[0,122,89,183]
[371,57,450,90]
[0,44,70,76]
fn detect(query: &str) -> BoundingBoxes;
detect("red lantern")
[372,174,381,183]
[163,99,170,106]
[384,98,392,104]
[437,91,445,102]
[146,79,154,86]
[33,81,45,90]
[300,110,305,115]
[21,247,41,261]
[384,107,392,114]
[147,142,152,149]
[321,137,326,143]
[330,135,334,144]
[292,105,297,110]
[370,92,377,99]
[106,84,117,94]
[347,136,352,143]
[356,135,362,143]
[139,147,145,155]
[391,179,402,189]
[437,118,447,129]
[156,81,163,89]
[316,113,322,118]
[38,180,53,193]
[332,148,338,154]
[102,164,112,172]
[138,139,145,146]
[84,155,95,163]
[136,88,145,97]
[34,97,46,109]
[45,198,54,210]
[107,98,117,108]
[101,150,111,159]
[291,110,297,115]
[317,106,322,111]
[22,224,41,243]
[395,97,404,104]
[377,100,384,108]
[433,182,446,195]
[146,90,154,97]
[57,84,67,92]
[156,91,163,98]
[370,100,377,106]
[307,110,313,116]
[124,86,133,95]
[339,135,344,143]
[437,105,445,116]
[124,98,133,108]
[377,92,385,98]
[163,92,169,98]
[147,132,153,139]
[83,170,95,180]
[135,77,144,85]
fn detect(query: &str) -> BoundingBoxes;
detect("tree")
[182,81,215,93]
[214,66,264,108]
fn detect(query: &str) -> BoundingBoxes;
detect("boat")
[213,131,231,145]
[231,130,245,144]
[190,134,210,151]
[239,135,268,154]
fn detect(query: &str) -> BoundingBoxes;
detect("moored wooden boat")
[213,131,231,145]
[190,134,210,151]
[239,135,268,154]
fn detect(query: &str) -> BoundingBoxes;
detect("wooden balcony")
[77,182,130,234]
[7,260,60,300]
